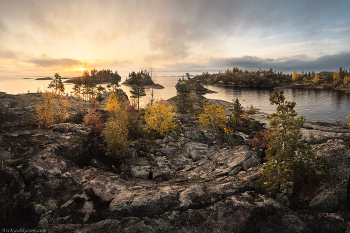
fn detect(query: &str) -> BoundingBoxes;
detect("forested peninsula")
[192,67,350,91]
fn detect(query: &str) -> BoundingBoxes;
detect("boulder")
[129,166,151,179]
[178,185,206,210]
[158,147,177,157]
[184,142,209,161]
[310,139,350,212]
[109,186,178,219]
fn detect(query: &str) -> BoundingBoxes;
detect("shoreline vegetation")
[192,67,350,92]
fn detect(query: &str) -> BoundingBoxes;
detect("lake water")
[1,76,350,124]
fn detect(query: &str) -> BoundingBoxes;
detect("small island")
[122,70,164,89]
[35,77,52,80]
[65,69,121,84]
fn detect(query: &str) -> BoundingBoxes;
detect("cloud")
[27,55,84,68]
[206,51,350,73]
[0,0,349,76]
[0,50,19,59]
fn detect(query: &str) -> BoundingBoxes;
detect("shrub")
[143,99,176,135]
[256,90,329,192]
[102,119,128,157]
[199,103,227,131]
[248,105,259,115]
[90,97,100,108]
[126,104,142,138]
[250,129,270,148]
[102,93,128,156]
[35,90,68,128]
[83,108,105,134]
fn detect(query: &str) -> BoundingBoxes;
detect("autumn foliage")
[199,103,227,131]
[83,109,105,134]
[250,129,270,148]
[143,99,176,135]
[102,93,129,156]
[35,90,68,128]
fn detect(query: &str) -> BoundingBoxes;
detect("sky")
[0,0,349,78]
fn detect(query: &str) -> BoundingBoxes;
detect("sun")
[77,67,86,72]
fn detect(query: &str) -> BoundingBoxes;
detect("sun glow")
[77,67,86,71]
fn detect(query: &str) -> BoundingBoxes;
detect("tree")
[199,103,227,131]
[333,71,341,87]
[292,70,299,82]
[73,76,83,96]
[102,93,128,156]
[231,98,244,126]
[256,90,329,192]
[130,73,146,111]
[314,73,319,84]
[48,73,65,94]
[344,76,349,85]
[143,99,176,135]
[175,80,194,114]
[80,70,98,101]
[96,85,106,102]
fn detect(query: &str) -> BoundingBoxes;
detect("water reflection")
[1,77,350,123]
[203,85,350,123]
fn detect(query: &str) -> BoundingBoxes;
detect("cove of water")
[203,85,350,124]
[1,76,350,124]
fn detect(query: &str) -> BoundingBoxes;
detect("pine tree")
[232,98,244,126]
[48,73,65,94]
[130,73,146,111]
[175,80,193,114]
[256,90,329,192]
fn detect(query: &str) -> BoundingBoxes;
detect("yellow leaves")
[314,74,319,84]
[292,70,299,82]
[35,90,68,128]
[106,93,127,121]
[143,99,176,135]
[199,103,227,130]
[103,92,129,156]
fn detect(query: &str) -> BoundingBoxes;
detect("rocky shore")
[1,92,350,232]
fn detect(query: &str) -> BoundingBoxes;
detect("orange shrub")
[36,91,68,128]
[83,109,105,134]
[90,97,100,108]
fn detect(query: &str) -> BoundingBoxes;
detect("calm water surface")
[1,76,350,123]
[203,85,350,124]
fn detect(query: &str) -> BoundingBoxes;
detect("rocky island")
[122,70,164,89]
[1,85,350,232]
